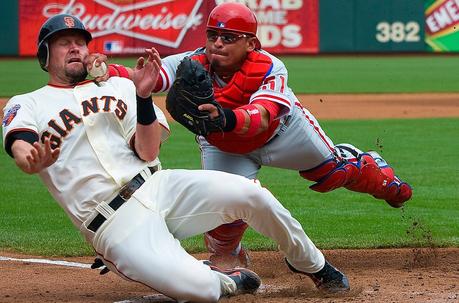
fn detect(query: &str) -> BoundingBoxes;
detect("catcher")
[106,3,412,269]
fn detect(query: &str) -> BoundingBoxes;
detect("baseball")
[88,61,107,78]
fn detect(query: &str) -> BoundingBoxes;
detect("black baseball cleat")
[209,264,261,295]
[286,259,350,293]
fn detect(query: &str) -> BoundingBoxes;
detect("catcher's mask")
[37,14,92,72]
[207,2,261,49]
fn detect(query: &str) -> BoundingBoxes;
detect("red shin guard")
[204,220,249,255]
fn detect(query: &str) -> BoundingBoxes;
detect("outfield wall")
[0,0,457,56]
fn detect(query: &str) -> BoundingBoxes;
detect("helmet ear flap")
[37,41,49,72]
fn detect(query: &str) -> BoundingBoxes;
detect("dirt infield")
[2,92,459,121]
[1,248,458,302]
[1,93,458,302]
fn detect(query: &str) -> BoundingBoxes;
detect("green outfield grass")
[1,119,458,256]
[1,55,459,96]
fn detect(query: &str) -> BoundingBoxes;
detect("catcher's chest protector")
[191,51,272,109]
[192,52,280,154]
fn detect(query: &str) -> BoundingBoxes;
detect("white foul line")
[0,255,91,268]
[114,294,176,303]
[0,255,184,302]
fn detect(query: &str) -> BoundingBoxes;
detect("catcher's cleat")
[209,265,261,296]
[208,245,251,269]
[286,259,350,293]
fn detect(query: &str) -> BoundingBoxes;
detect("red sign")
[19,0,318,56]
[249,0,318,53]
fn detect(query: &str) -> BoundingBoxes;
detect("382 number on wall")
[376,21,420,43]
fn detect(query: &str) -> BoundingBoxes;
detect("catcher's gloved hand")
[166,57,226,136]
[91,257,110,275]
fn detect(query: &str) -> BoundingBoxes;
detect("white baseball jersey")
[2,76,326,301]
[2,77,170,227]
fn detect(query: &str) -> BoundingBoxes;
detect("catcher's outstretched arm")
[108,63,166,94]
[198,103,266,137]
[202,100,281,137]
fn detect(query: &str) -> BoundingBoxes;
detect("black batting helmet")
[37,14,92,72]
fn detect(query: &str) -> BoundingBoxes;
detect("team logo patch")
[217,21,225,28]
[64,16,75,28]
[2,104,21,127]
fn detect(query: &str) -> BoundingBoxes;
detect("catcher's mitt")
[166,57,225,136]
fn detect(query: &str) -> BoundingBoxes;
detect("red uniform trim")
[153,66,169,93]
[251,94,290,107]
[252,100,282,123]
[295,102,334,153]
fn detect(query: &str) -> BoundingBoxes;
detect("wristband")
[222,109,236,131]
[222,109,246,132]
[136,95,157,125]
[108,64,130,78]
[239,104,261,137]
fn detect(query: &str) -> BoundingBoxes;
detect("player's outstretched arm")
[132,47,162,161]
[198,103,271,136]
[11,137,60,174]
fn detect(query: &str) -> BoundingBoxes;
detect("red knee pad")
[300,159,338,182]
[300,159,359,193]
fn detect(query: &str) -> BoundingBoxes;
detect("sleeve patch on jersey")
[2,104,21,127]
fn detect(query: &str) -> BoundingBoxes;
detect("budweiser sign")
[42,0,204,48]
[19,0,319,56]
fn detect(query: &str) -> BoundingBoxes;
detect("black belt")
[87,167,157,233]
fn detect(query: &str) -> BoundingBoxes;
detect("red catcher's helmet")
[207,3,261,49]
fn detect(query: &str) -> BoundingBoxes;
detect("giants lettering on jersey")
[42,96,127,149]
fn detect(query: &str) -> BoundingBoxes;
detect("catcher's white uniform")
[3,77,326,302]
[152,48,411,265]
[156,48,335,177]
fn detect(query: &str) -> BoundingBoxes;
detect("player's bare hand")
[85,53,109,82]
[198,103,221,119]
[14,138,60,174]
[133,47,161,98]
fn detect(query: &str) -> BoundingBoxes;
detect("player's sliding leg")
[300,143,412,207]
[144,169,349,293]
[90,198,260,302]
